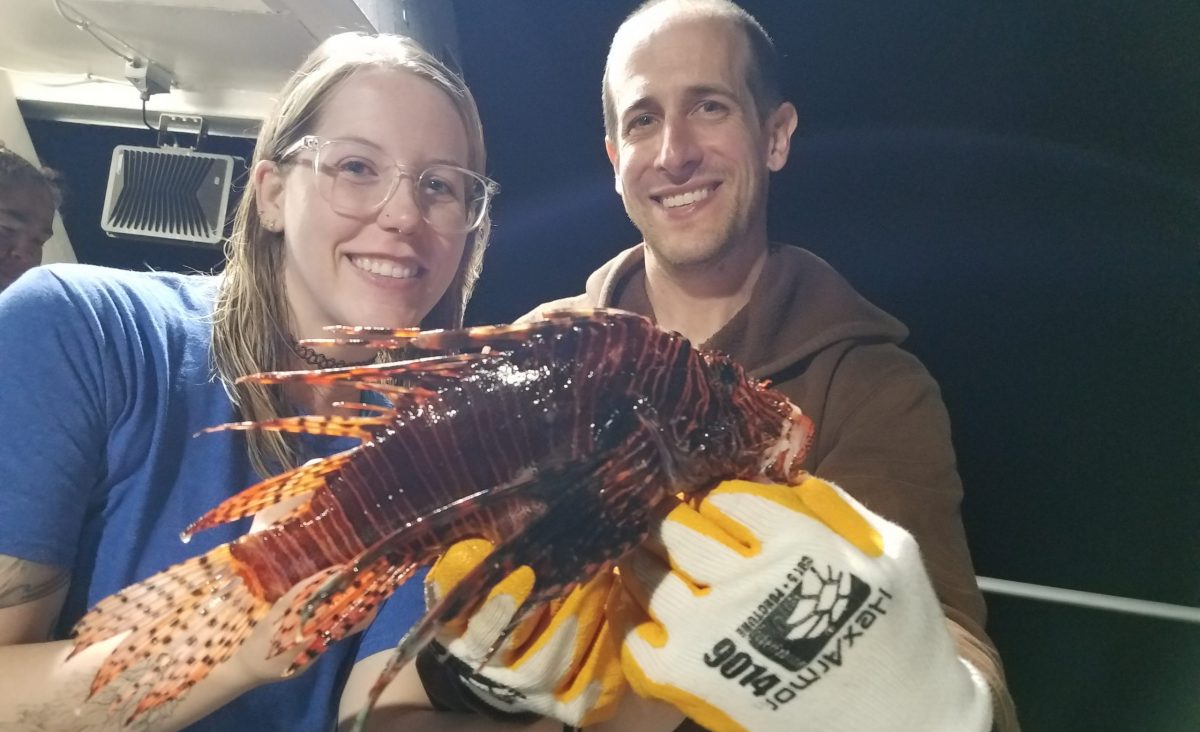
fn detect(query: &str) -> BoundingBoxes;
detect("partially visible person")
[0,144,59,291]
[0,32,497,731]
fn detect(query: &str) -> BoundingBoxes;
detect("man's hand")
[613,478,993,732]
[423,538,628,726]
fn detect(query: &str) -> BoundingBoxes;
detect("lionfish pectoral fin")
[464,423,675,617]
[276,560,419,677]
[268,566,341,657]
[71,545,270,721]
[349,450,639,729]
[418,428,667,647]
[324,445,604,621]
[181,448,358,538]
[288,461,584,699]
[479,575,609,671]
[352,432,667,730]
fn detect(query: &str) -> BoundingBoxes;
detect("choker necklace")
[289,338,377,370]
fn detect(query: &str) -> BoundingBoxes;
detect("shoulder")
[798,342,957,476]
[515,293,595,323]
[0,265,219,393]
[515,245,646,323]
[773,338,947,445]
[837,340,934,384]
[1,264,217,322]
[827,341,944,418]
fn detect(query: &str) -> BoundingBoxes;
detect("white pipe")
[978,576,1200,625]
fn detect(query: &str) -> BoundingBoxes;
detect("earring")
[260,212,280,232]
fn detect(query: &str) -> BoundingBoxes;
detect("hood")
[584,243,909,379]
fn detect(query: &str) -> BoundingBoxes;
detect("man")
[0,145,58,292]
[416,1,1017,729]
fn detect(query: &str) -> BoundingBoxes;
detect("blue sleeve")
[0,267,116,567]
[355,567,430,660]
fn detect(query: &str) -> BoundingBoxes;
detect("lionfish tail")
[70,545,270,722]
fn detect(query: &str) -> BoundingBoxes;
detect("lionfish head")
[699,351,814,485]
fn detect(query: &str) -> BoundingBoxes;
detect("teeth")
[350,255,419,279]
[662,187,712,209]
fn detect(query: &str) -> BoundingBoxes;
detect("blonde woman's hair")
[212,33,492,478]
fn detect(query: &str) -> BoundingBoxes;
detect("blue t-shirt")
[0,265,425,730]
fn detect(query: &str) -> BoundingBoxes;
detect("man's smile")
[653,183,719,210]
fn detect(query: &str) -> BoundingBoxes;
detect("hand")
[423,538,628,726]
[613,478,993,732]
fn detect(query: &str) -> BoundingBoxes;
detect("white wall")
[0,71,76,265]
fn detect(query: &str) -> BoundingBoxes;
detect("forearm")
[947,617,1020,732]
[344,650,681,732]
[347,708,560,732]
[343,650,560,732]
[0,636,265,731]
[346,696,682,732]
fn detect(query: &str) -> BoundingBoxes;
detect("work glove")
[423,538,628,726]
[613,478,993,732]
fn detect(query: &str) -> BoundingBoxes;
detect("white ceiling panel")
[0,0,382,135]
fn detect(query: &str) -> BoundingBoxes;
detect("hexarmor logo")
[747,563,870,671]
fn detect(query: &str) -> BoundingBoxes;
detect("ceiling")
[0,0,445,136]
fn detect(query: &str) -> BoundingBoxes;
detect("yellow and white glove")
[613,478,993,732]
[423,538,628,726]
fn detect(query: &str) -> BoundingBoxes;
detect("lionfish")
[70,309,814,725]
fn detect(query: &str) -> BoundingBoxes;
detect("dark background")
[25,2,1200,729]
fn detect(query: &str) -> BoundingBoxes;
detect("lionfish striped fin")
[235,353,498,386]
[277,559,419,676]
[180,448,357,538]
[330,401,395,415]
[201,414,390,441]
[267,566,340,659]
[71,545,270,723]
[306,309,634,352]
[388,309,641,352]
[314,324,422,349]
[276,454,584,683]
[352,432,667,731]
[112,592,260,724]
[71,549,226,654]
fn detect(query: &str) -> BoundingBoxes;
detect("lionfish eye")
[716,360,739,387]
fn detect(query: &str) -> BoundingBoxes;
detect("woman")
[0,32,496,731]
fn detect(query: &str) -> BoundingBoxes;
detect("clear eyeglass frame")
[279,135,499,234]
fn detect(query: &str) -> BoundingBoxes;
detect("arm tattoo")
[15,667,171,732]
[0,558,178,730]
[0,555,70,609]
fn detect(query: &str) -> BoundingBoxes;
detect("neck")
[288,339,376,371]
[643,239,769,345]
[285,329,378,417]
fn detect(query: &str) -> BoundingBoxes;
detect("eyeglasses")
[279,135,499,234]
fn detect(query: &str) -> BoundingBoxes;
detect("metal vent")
[101,145,234,246]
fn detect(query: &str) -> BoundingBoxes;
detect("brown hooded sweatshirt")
[526,243,1018,729]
